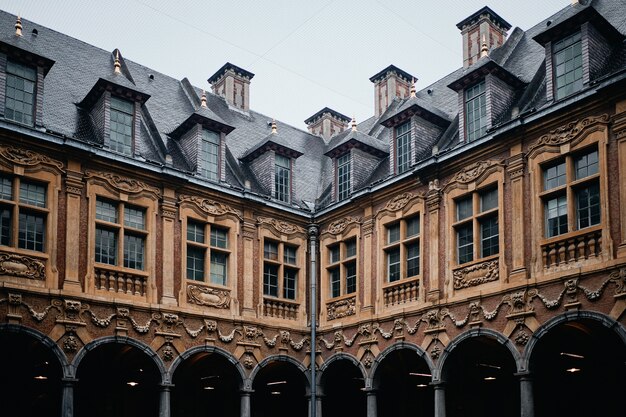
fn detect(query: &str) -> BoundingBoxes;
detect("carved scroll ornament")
[529,114,609,152]
[187,285,231,309]
[453,259,499,289]
[323,216,360,235]
[0,252,45,280]
[327,296,356,320]
[179,195,242,219]
[85,170,161,197]
[0,145,64,172]
[257,216,306,235]
[451,160,502,185]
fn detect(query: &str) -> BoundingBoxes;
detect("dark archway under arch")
[252,359,308,417]
[320,358,366,417]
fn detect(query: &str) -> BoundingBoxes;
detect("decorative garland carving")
[85,170,161,197]
[529,114,610,152]
[179,195,242,219]
[257,216,306,235]
[0,145,64,172]
[327,297,356,320]
[187,285,231,309]
[451,160,502,185]
[453,259,499,289]
[0,252,46,280]
[323,216,361,235]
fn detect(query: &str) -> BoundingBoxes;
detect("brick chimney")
[457,7,511,68]
[304,107,350,142]
[208,62,254,112]
[369,65,415,118]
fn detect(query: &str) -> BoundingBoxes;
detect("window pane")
[275,155,291,202]
[199,129,220,181]
[387,223,400,244]
[210,252,227,285]
[480,188,498,212]
[457,224,473,264]
[465,81,487,141]
[406,216,420,237]
[575,150,598,180]
[96,199,117,223]
[396,121,412,173]
[1,207,12,246]
[187,221,205,243]
[124,206,145,229]
[95,227,116,265]
[456,197,473,221]
[0,176,13,200]
[284,245,297,265]
[329,268,340,298]
[186,246,205,281]
[263,264,279,297]
[545,195,568,237]
[346,262,356,294]
[123,234,144,270]
[337,153,351,201]
[329,245,340,264]
[554,32,583,100]
[19,181,46,207]
[210,226,228,248]
[109,97,133,156]
[264,241,278,261]
[18,212,45,252]
[387,247,400,282]
[480,216,499,257]
[544,162,566,190]
[576,183,600,229]
[406,242,420,277]
[283,268,297,299]
[345,239,357,258]
[5,61,36,125]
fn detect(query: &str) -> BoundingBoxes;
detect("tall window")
[465,81,487,142]
[337,153,351,201]
[199,129,220,181]
[275,154,291,203]
[5,61,36,125]
[186,220,229,285]
[263,240,299,299]
[327,238,357,298]
[383,216,420,282]
[554,31,583,100]
[454,187,499,264]
[109,96,134,156]
[0,174,47,252]
[396,121,412,173]
[542,148,599,238]
[95,199,146,269]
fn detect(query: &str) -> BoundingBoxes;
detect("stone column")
[240,389,252,417]
[63,162,83,292]
[426,181,442,302]
[159,384,173,417]
[508,152,527,281]
[517,372,534,417]
[160,188,178,305]
[241,211,256,316]
[433,383,446,417]
[61,377,77,417]
[307,393,323,417]
[365,389,377,417]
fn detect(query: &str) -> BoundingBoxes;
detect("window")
[263,240,299,300]
[95,199,146,270]
[109,96,134,156]
[396,121,412,173]
[185,220,230,285]
[541,148,599,238]
[453,187,499,264]
[465,81,487,142]
[0,174,47,252]
[554,31,583,100]
[383,216,420,282]
[275,154,291,203]
[337,153,351,201]
[199,129,220,181]
[327,238,357,298]
[5,61,36,125]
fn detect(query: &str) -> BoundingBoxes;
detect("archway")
[74,339,163,417]
[372,344,434,417]
[441,333,519,417]
[0,327,64,417]
[529,317,626,417]
[320,354,366,417]
[171,347,244,417]
[251,357,308,417]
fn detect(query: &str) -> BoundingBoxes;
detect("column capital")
[159,383,175,390]
[515,371,533,380]
[307,223,319,238]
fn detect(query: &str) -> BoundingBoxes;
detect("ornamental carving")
[63,335,79,353]
[529,114,610,152]
[451,160,502,185]
[377,192,417,217]
[323,216,361,235]
[257,216,306,235]
[453,259,499,289]
[85,170,161,197]
[327,297,356,320]
[179,195,242,219]
[0,145,64,171]
[187,285,231,309]
[0,252,45,280]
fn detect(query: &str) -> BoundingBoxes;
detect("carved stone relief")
[451,160,502,185]
[323,216,361,235]
[187,285,231,309]
[529,114,610,152]
[453,259,499,289]
[0,252,45,280]
[0,145,64,171]
[257,216,306,235]
[179,195,242,219]
[327,297,356,320]
[85,170,161,197]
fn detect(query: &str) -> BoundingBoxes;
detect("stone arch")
[369,341,435,389]
[436,328,521,382]
[521,310,626,372]
[318,352,367,387]
[167,344,247,389]
[0,323,72,378]
[249,354,310,392]
[71,335,167,384]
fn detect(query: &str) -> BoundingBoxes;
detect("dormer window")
[337,153,351,201]
[199,129,220,181]
[275,154,291,203]
[554,31,583,100]
[5,60,36,126]
[465,81,487,142]
[109,96,134,156]
[396,121,411,173]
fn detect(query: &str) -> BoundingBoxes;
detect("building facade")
[0,2,625,417]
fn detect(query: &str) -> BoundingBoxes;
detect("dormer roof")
[324,127,388,158]
[447,57,526,91]
[239,125,303,163]
[381,96,452,128]
[0,38,54,75]
[168,106,235,139]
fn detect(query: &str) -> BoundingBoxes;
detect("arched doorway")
[75,341,162,417]
[320,356,366,417]
[530,318,626,417]
[442,335,518,417]
[0,328,64,417]
[251,358,308,417]
[171,349,242,417]
[373,346,434,417]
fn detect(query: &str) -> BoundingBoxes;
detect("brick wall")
[90,91,108,146]
[412,115,444,159]
[388,128,396,175]
[178,123,201,170]
[545,42,554,103]
[34,67,44,127]
[249,150,274,195]
[584,22,612,82]
[0,53,6,118]
[352,148,380,191]
[457,91,466,142]
[487,74,515,126]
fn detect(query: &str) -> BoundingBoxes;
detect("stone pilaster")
[159,384,173,417]
[160,188,178,305]
[240,389,252,417]
[433,382,446,417]
[516,372,534,417]
[365,389,377,417]
[426,180,442,302]
[61,377,77,417]
[614,104,626,257]
[361,210,374,314]
[242,210,257,316]
[508,152,527,281]
[63,161,83,292]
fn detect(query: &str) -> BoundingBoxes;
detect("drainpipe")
[308,223,319,417]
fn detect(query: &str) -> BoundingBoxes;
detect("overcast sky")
[3,0,571,129]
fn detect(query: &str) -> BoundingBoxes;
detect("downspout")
[308,223,319,417]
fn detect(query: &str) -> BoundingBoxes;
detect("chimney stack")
[369,65,415,118]
[304,107,350,142]
[208,62,254,112]
[457,7,511,68]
